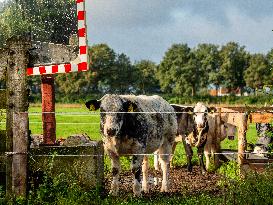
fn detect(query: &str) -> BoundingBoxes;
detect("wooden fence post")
[6,35,30,197]
[237,113,248,167]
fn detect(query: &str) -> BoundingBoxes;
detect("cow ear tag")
[89,104,96,111]
[128,103,135,112]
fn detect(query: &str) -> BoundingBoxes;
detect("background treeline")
[0,0,272,104]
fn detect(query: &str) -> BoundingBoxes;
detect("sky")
[86,0,273,63]
[1,0,272,63]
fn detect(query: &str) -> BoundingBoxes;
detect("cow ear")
[85,100,101,111]
[123,101,137,112]
[208,107,217,113]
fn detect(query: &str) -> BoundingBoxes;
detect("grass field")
[1,104,272,204]
[0,104,260,169]
[25,104,259,169]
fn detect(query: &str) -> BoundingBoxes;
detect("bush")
[218,161,273,205]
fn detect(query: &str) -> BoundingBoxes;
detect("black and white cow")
[253,123,273,157]
[85,94,177,196]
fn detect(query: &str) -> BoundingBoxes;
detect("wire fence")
[3,151,273,157]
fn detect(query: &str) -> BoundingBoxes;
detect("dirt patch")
[104,166,222,196]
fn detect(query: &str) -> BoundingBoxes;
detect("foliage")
[194,43,222,91]
[0,1,30,45]
[134,60,160,94]
[219,42,250,93]
[166,94,273,105]
[157,43,194,95]
[219,162,273,205]
[244,54,271,91]
[0,0,76,45]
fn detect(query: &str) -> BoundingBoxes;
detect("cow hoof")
[160,181,169,193]
[142,183,149,193]
[160,187,169,193]
[187,166,193,172]
[109,189,119,196]
[110,181,119,196]
[201,170,206,175]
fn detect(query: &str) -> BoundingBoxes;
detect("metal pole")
[41,75,56,145]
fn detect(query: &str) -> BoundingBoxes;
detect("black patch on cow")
[85,100,101,111]
[208,107,217,113]
[132,156,142,183]
[120,109,149,146]
[112,167,119,177]
[192,121,209,148]
[123,101,138,112]
[171,105,195,136]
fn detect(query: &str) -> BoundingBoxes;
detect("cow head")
[193,102,216,130]
[220,121,237,140]
[86,94,137,137]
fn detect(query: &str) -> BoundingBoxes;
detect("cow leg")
[158,143,172,192]
[155,141,177,171]
[183,139,193,172]
[131,155,144,196]
[212,138,221,168]
[170,141,178,168]
[142,156,149,193]
[197,146,206,174]
[204,141,211,171]
[154,150,160,171]
[109,155,121,196]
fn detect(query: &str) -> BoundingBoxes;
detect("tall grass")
[1,161,272,205]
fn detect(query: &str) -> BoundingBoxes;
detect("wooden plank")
[220,108,243,127]
[244,159,273,164]
[0,90,6,109]
[249,113,273,123]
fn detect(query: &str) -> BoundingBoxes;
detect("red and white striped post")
[27,0,88,144]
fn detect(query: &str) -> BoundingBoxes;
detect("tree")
[266,49,273,87]
[244,54,271,93]
[0,0,76,45]
[55,44,117,99]
[219,42,249,94]
[0,1,31,45]
[157,44,191,95]
[134,60,159,94]
[193,43,222,95]
[111,53,137,94]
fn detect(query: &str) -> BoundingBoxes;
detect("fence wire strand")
[4,151,273,157]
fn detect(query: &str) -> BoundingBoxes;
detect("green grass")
[27,104,259,171]
[0,103,262,171]
[28,104,102,140]
[1,104,272,204]
[221,123,257,150]
[1,103,259,169]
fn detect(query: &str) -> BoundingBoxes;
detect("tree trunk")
[191,86,196,96]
